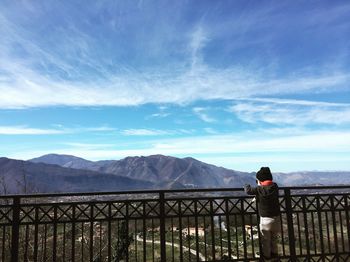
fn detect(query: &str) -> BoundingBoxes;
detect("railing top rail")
[0,185,349,199]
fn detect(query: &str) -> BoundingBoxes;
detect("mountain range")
[0,154,349,194]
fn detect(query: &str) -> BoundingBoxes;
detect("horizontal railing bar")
[17,198,160,206]
[0,187,245,198]
[0,185,349,199]
[13,196,256,206]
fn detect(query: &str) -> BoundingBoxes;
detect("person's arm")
[244,184,258,195]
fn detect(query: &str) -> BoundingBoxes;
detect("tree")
[113,221,133,262]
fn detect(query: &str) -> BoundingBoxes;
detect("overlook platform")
[0,186,349,261]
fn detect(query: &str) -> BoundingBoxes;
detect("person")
[244,167,281,260]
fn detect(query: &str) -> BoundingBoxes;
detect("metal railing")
[0,186,349,261]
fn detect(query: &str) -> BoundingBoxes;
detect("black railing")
[0,186,349,261]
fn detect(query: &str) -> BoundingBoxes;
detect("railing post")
[11,196,20,262]
[159,191,166,262]
[284,189,297,262]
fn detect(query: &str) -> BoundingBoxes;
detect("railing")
[0,186,349,262]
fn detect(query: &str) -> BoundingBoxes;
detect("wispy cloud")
[0,4,349,109]
[147,131,350,155]
[9,130,350,172]
[193,107,215,123]
[146,106,171,119]
[189,25,209,68]
[0,126,67,135]
[0,125,116,135]
[121,129,174,136]
[203,127,217,134]
[229,99,350,125]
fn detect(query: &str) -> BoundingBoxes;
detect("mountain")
[30,154,350,188]
[3,154,348,194]
[273,171,350,186]
[0,157,153,194]
[30,154,256,188]
[30,154,103,170]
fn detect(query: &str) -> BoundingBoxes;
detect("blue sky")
[1,0,350,172]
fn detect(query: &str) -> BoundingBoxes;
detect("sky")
[0,0,350,172]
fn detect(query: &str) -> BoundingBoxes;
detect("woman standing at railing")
[244,167,281,261]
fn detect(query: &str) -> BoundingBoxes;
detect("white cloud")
[203,128,217,134]
[229,99,350,125]
[148,112,170,118]
[146,131,350,155]
[0,125,116,135]
[0,126,67,135]
[7,130,349,172]
[237,97,350,107]
[189,25,209,68]
[0,11,349,109]
[121,129,173,136]
[193,107,216,123]
[1,55,348,109]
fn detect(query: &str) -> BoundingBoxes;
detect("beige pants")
[260,216,281,258]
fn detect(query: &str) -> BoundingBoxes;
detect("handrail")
[0,185,349,199]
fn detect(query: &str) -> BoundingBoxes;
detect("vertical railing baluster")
[296,212,302,254]
[234,214,239,259]
[302,197,310,259]
[10,196,20,262]
[43,224,47,261]
[33,206,38,262]
[284,189,296,261]
[53,205,57,262]
[151,218,155,262]
[81,222,84,261]
[210,200,216,261]
[24,224,29,261]
[134,220,138,262]
[63,223,66,261]
[71,204,76,262]
[125,203,130,262]
[249,215,255,258]
[316,196,325,260]
[203,216,208,260]
[225,198,232,260]
[89,204,94,262]
[330,196,339,261]
[107,203,111,262]
[325,210,331,253]
[345,194,350,253]
[143,202,147,262]
[2,225,6,262]
[171,217,174,262]
[338,211,344,253]
[159,191,166,262]
[178,200,183,262]
[241,199,247,259]
[279,213,286,257]
[194,200,199,262]
[186,217,190,261]
[310,211,317,254]
[218,215,223,257]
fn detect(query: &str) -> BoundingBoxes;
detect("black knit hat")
[256,167,273,181]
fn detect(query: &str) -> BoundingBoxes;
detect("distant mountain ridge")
[30,154,255,188]
[0,154,349,194]
[0,157,153,194]
[30,154,350,188]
